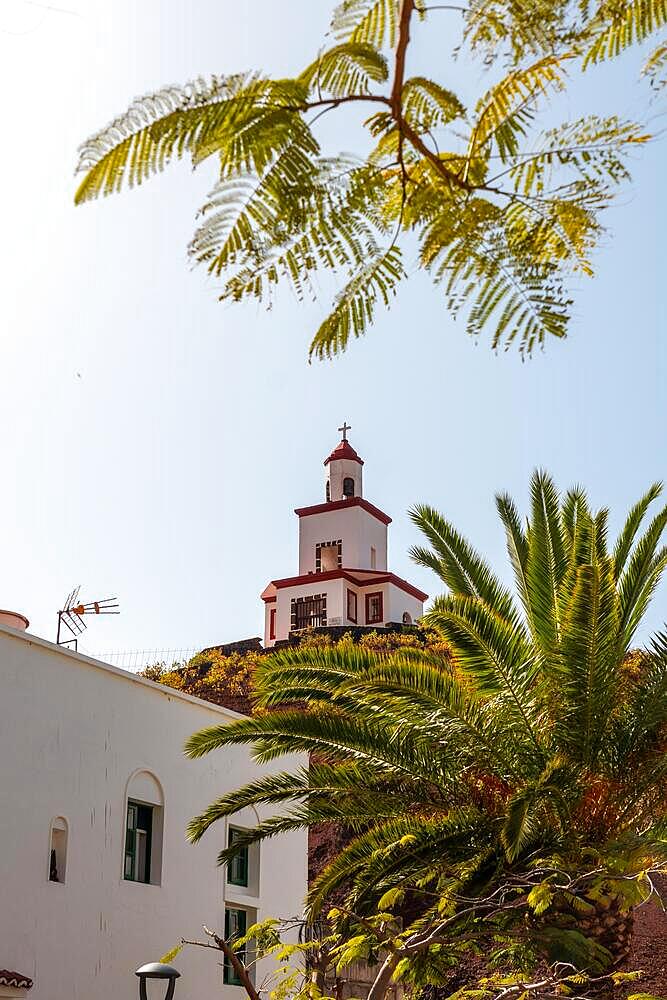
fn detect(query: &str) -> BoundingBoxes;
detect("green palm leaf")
[409,504,517,622]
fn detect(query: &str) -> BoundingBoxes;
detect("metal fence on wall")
[81,647,200,673]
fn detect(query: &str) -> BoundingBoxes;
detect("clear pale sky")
[1,0,665,662]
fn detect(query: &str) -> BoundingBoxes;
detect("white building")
[0,614,306,1000]
[262,430,428,647]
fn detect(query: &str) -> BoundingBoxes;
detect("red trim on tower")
[294,496,391,525]
[324,440,364,466]
[262,568,428,603]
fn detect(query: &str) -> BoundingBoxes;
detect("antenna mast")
[56,587,120,649]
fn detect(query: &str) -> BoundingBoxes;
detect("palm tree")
[185,472,667,983]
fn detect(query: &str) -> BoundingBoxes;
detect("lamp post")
[135,962,181,1000]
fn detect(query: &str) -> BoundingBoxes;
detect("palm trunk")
[544,891,634,968]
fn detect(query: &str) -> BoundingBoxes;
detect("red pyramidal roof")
[324,439,364,466]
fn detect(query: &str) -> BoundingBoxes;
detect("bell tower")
[325,422,364,502]
[261,426,427,646]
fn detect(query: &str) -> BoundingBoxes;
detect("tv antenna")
[56,586,120,649]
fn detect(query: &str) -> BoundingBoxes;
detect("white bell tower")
[261,426,427,646]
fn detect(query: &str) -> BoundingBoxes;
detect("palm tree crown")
[185,472,667,972]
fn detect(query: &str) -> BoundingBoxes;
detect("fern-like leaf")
[331,0,401,48]
[308,245,405,359]
[643,39,667,87]
[401,78,465,132]
[584,0,667,67]
[300,42,388,97]
[467,54,570,163]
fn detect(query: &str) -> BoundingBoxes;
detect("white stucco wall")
[298,506,388,575]
[384,583,424,626]
[0,625,307,1000]
[273,578,345,640]
[265,579,424,644]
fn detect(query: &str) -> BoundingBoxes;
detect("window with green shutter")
[227,827,249,887]
[124,800,153,883]
[223,907,247,985]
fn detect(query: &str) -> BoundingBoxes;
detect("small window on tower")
[269,608,276,641]
[326,480,331,502]
[370,546,377,570]
[343,477,355,497]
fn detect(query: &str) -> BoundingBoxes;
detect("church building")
[261,427,428,646]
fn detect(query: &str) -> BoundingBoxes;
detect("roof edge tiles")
[295,496,391,525]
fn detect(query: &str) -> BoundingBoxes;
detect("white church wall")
[0,624,307,1000]
[355,511,388,572]
[384,584,424,626]
[274,578,345,638]
[298,506,387,574]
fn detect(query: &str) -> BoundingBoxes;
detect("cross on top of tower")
[338,421,351,442]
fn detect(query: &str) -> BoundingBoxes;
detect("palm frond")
[557,559,620,765]
[495,492,532,623]
[561,486,589,553]
[525,470,568,659]
[185,708,442,785]
[342,656,526,777]
[617,503,667,646]
[612,482,663,581]
[610,635,667,761]
[424,595,541,755]
[307,809,489,915]
[409,503,518,622]
[252,639,390,707]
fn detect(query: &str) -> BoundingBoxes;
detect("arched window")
[48,816,68,883]
[343,477,355,497]
[123,770,164,885]
[402,612,413,625]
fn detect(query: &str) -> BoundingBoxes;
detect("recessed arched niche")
[123,770,164,886]
[48,816,68,883]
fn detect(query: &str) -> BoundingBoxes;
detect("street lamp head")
[135,962,181,1000]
